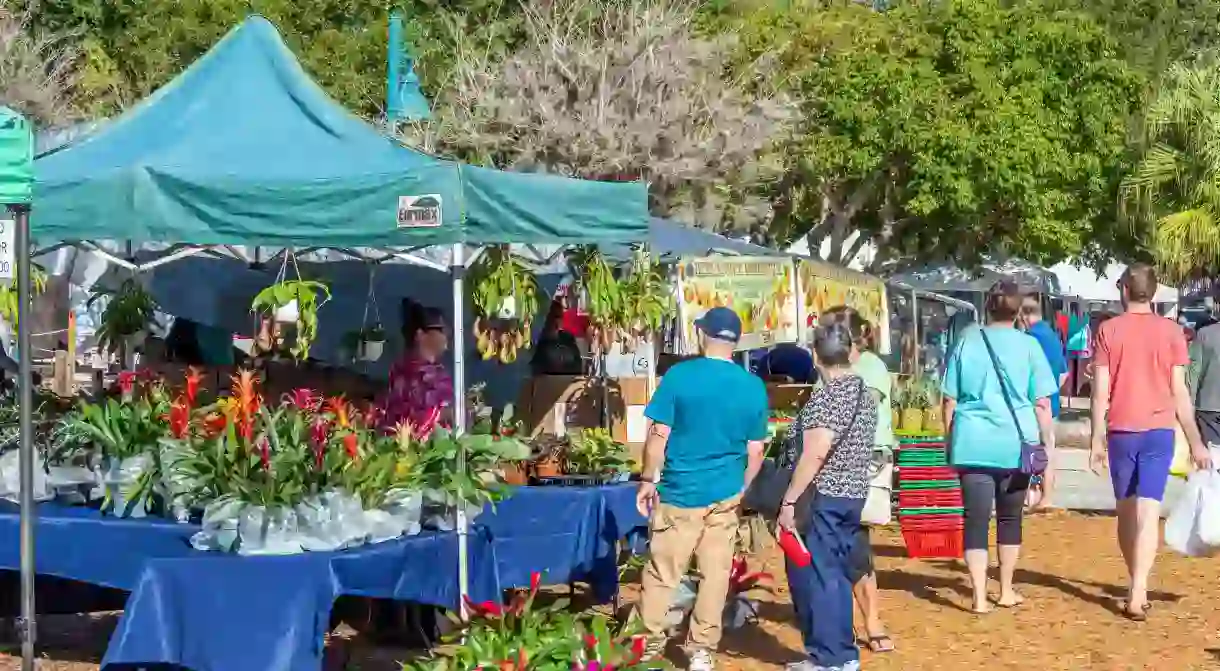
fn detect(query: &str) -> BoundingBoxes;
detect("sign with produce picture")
[797,258,890,353]
[677,257,798,352]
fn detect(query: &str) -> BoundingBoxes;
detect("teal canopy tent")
[33,16,647,247]
[0,107,33,207]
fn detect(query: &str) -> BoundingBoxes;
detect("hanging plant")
[88,278,159,353]
[0,264,48,328]
[342,265,387,363]
[469,245,542,365]
[569,246,671,353]
[250,254,330,361]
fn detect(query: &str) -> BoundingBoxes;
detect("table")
[475,484,647,601]
[0,503,499,671]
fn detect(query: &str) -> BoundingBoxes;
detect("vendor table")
[0,485,649,671]
[476,484,646,601]
[0,503,500,671]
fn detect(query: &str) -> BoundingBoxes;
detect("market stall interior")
[3,16,655,671]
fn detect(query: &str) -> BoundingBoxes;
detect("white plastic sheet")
[190,489,424,555]
[1165,450,1220,557]
[98,455,153,518]
[0,449,52,503]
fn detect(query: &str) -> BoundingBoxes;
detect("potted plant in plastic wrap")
[405,571,666,670]
[165,372,426,554]
[566,428,632,483]
[666,555,772,634]
[64,370,174,517]
[88,278,159,353]
[415,423,526,531]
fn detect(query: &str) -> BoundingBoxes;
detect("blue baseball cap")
[695,306,743,343]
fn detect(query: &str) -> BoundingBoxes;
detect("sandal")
[866,634,895,653]
[1118,600,1151,621]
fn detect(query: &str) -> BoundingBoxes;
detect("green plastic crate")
[899,507,965,515]
[897,480,960,490]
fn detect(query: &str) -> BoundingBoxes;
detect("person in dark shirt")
[756,343,817,384]
[531,299,584,375]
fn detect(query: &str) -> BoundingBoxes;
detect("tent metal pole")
[450,243,469,616]
[13,204,36,671]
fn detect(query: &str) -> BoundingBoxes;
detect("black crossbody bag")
[743,378,865,529]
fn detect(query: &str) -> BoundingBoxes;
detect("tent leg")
[12,205,36,671]
[450,243,469,617]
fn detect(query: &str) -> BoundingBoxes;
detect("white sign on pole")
[0,215,13,279]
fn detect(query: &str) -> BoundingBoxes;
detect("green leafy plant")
[470,245,543,365]
[88,279,159,353]
[565,428,631,477]
[250,278,331,360]
[569,246,671,353]
[415,428,525,508]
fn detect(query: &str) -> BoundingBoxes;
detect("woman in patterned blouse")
[377,299,453,434]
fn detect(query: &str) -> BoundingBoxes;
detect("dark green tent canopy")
[33,17,647,247]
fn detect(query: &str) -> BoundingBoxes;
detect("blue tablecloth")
[0,503,499,671]
[475,484,647,600]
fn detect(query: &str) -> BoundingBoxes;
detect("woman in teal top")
[942,281,1056,614]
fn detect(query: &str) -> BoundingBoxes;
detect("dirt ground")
[1,511,1218,670]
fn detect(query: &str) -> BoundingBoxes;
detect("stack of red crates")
[895,434,963,558]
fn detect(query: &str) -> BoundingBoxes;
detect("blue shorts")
[1107,429,1175,502]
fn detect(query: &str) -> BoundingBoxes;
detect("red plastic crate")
[899,490,964,508]
[902,528,964,558]
[897,466,959,481]
[899,513,964,529]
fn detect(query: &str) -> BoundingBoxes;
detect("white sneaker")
[687,647,715,671]
[784,662,816,671]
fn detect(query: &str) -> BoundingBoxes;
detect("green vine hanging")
[469,246,542,364]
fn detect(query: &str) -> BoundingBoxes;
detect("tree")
[22,0,526,118]
[405,0,792,230]
[1120,61,1220,283]
[732,0,1145,268]
[0,4,77,125]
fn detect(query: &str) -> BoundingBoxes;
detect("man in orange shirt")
[1090,264,1212,620]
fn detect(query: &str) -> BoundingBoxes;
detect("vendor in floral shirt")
[377,299,453,433]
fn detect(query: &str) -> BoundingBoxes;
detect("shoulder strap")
[978,329,1030,445]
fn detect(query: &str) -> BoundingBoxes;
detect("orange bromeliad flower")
[342,433,359,460]
[326,396,350,428]
[230,369,261,440]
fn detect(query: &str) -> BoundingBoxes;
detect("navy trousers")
[785,494,864,668]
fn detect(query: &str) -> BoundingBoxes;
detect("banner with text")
[677,257,798,352]
[797,259,890,354]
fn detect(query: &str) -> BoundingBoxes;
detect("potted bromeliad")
[89,278,159,353]
[405,571,666,670]
[64,370,175,517]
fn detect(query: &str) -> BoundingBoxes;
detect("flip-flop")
[866,634,895,653]
[994,594,1026,608]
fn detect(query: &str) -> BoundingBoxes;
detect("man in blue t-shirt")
[635,307,769,670]
[1021,296,1068,508]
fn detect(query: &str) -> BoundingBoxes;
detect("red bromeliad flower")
[257,436,271,471]
[285,388,321,412]
[203,412,227,438]
[167,399,190,439]
[117,371,137,399]
[310,418,331,467]
[728,556,773,593]
[342,433,359,460]
[362,402,383,429]
[184,367,203,407]
[462,596,504,619]
[628,636,646,664]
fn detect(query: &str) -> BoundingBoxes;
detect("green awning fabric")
[0,107,33,207]
[32,16,647,247]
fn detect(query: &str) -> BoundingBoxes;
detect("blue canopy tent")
[19,15,648,658]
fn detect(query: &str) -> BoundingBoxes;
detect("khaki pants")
[638,495,741,651]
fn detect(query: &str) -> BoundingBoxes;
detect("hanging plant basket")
[89,278,159,354]
[250,253,330,361]
[469,246,543,365]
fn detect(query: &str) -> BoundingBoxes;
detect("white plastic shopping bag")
[1164,447,1220,557]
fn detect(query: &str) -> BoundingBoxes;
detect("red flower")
[583,634,599,651]
[462,596,504,619]
[729,556,772,592]
[257,437,271,471]
[628,636,646,664]
[167,399,190,439]
[342,433,359,460]
[184,367,203,407]
[285,388,321,412]
[529,571,541,596]
[203,412,227,438]
[117,371,136,398]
